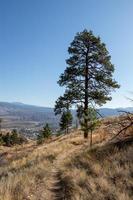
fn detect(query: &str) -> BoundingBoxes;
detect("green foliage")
[60,111,73,134]
[10,129,19,145]
[81,107,101,146]
[56,29,120,138]
[54,90,73,115]
[54,91,73,134]
[3,132,11,146]
[0,129,26,147]
[37,133,44,145]
[76,105,84,124]
[81,108,100,132]
[37,123,52,144]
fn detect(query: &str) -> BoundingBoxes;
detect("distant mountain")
[11,102,26,106]
[0,102,54,116]
[0,102,59,131]
[0,101,133,131]
[99,107,133,117]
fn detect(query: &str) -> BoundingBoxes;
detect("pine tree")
[37,123,52,144]
[42,123,52,138]
[57,30,120,138]
[10,129,18,145]
[60,111,73,134]
[54,90,73,134]
[3,132,11,147]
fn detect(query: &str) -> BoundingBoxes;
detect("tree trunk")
[90,130,93,147]
[84,65,89,138]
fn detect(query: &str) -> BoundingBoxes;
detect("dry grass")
[0,143,55,200]
[0,116,133,200]
[0,131,84,200]
[60,136,133,200]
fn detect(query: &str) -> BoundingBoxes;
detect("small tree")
[81,107,100,146]
[10,129,19,145]
[37,133,44,144]
[3,132,11,147]
[60,111,73,134]
[0,130,26,146]
[54,91,73,134]
[37,123,52,144]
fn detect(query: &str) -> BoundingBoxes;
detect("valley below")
[0,102,133,139]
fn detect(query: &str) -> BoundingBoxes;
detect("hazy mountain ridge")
[0,102,59,132]
[0,102,133,116]
[99,107,133,117]
[0,102,133,131]
[0,102,55,120]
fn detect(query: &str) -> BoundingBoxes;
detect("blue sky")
[0,0,133,108]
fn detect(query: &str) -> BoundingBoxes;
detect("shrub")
[0,129,26,146]
[37,123,52,144]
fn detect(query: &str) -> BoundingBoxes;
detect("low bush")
[37,123,52,144]
[0,129,27,146]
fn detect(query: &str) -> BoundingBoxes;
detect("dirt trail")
[19,132,87,200]
[48,142,84,200]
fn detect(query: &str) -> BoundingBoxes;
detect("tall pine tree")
[57,30,120,138]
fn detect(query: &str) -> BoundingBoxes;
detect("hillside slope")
[0,119,133,200]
